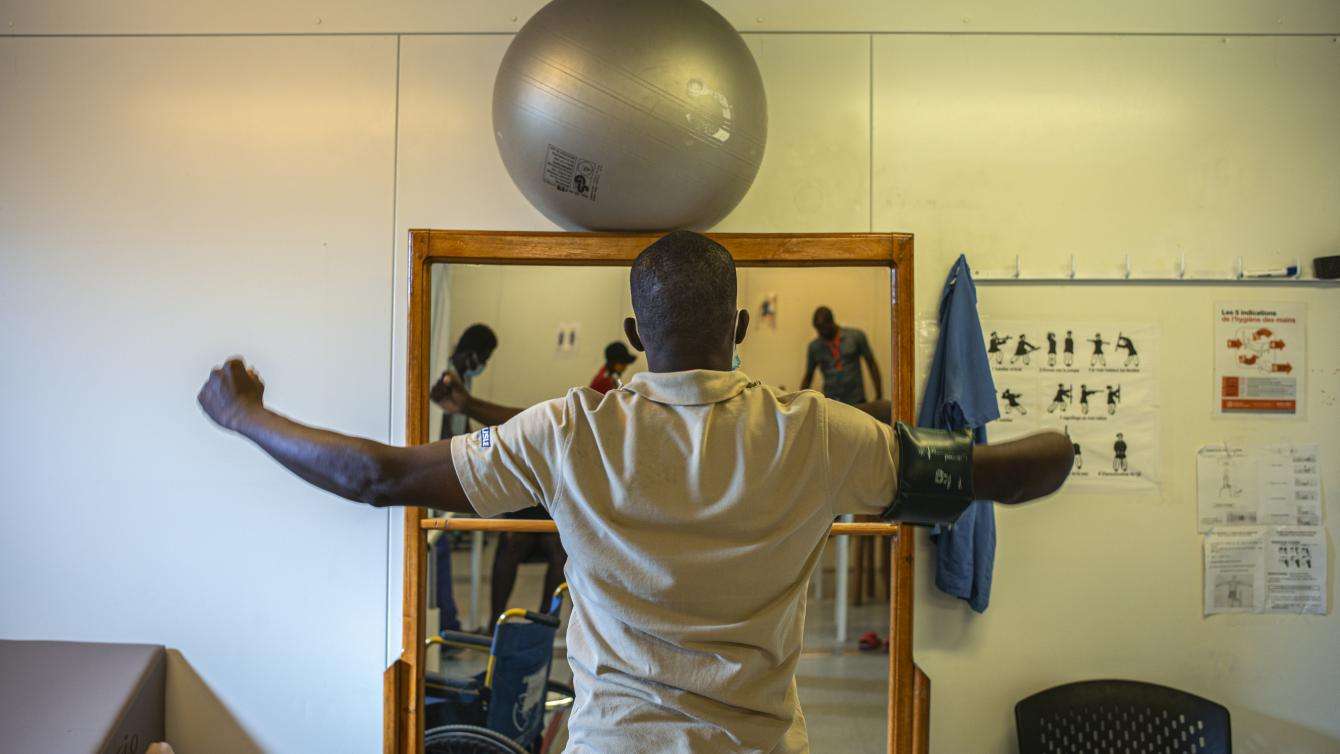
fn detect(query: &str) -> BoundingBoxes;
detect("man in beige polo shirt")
[199,231,1072,753]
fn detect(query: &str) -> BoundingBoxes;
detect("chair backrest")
[483,610,560,747]
[1016,680,1231,754]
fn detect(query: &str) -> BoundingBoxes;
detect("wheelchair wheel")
[425,724,529,754]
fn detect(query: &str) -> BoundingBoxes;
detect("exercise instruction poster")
[1214,302,1306,416]
[982,320,1159,492]
[1204,526,1326,615]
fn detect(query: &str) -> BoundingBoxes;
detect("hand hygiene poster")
[1214,302,1306,416]
[983,321,1159,492]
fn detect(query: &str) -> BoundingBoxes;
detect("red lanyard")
[826,329,843,369]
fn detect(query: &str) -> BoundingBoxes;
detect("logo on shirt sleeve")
[476,426,493,449]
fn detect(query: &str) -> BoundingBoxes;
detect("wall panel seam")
[5,31,1339,39]
[384,33,403,670]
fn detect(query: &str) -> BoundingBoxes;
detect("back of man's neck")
[644,352,733,373]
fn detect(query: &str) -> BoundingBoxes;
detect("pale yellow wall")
[4,4,1337,753]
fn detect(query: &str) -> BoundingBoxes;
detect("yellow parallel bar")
[421,518,899,538]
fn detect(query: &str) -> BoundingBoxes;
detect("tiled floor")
[428,538,892,752]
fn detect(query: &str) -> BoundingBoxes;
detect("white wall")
[0,36,398,753]
[875,34,1340,754]
[3,4,1338,753]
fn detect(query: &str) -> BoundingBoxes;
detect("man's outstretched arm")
[972,431,1073,504]
[199,358,472,512]
[854,399,1073,508]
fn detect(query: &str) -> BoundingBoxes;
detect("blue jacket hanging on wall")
[920,255,1000,613]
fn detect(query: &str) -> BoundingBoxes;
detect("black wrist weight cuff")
[881,422,976,527]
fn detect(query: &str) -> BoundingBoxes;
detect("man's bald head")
[629,231,738,352]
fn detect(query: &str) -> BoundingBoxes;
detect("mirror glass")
[423,262,893,748]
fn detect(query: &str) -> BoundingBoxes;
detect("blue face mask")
[460,352,485,379]
[730,309,744,370]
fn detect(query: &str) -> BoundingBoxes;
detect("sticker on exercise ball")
[684,79,732,143]
[543,145,602,201]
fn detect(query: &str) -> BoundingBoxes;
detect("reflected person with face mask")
[427,323,497,638]
[431,324,498,441]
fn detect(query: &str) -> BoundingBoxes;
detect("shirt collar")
[624,369,755,406]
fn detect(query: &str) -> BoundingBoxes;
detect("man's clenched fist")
[198,357,265,431]
[430,371,470,414]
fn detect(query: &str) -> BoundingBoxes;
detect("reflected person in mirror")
[590,341,638,394]
[435,373,568,626]
[800,306,882,405]
[428,323,496,637]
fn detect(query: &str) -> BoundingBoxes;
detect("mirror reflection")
[423,262,893,750]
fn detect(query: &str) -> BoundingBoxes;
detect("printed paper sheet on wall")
[983,321,1159,492]
[1204,526,1327,615]
[1196,443,1322,532]
[1214,302,1306,415]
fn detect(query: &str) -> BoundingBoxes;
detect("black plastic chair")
[1016,680,1231,754]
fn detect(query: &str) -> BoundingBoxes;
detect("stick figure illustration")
[1088,332,1108,367]
[1001,388,1027,415]
[1010,333,1040,365]
[1079,384,1100,415]
[1219,462,1241,497]
[1063,330,1075,367]
[1116,333,1139,367]
[1113,432,1128,472]
[1045,331,1058,366]
[1105,384,1121,415]
[987,331,1012,366]
[1066,425,1082,469]
[1048,383,1072,413]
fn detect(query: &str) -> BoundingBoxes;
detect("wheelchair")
[424,585,574,754]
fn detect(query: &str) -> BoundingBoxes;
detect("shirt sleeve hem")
[449,434,501,518]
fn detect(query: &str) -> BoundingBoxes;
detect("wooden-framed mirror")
[388,230,925,754]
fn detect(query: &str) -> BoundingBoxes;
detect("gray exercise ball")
[493,0,767,231]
